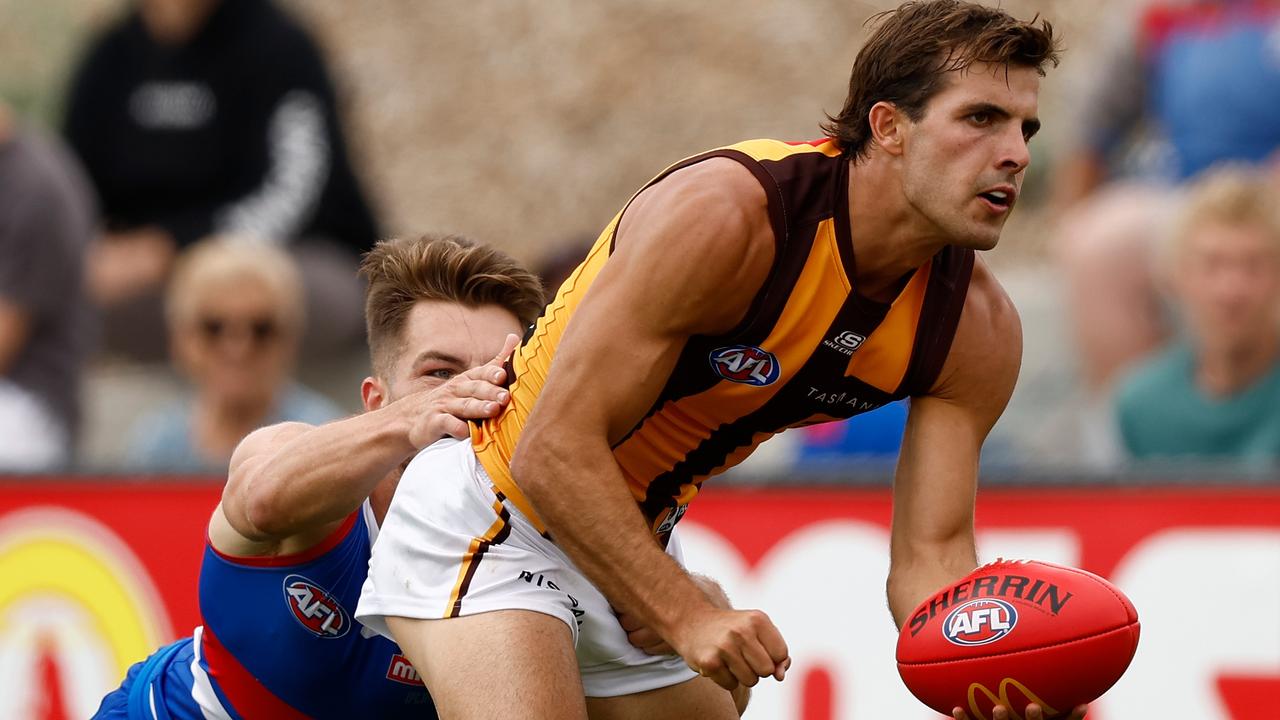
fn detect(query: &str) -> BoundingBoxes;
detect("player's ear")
[868,101,906,156]
[361,376,389,412]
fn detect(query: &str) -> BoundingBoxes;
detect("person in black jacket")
[64,0,379,359]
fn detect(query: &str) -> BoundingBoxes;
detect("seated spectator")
[1050,0,1280,465]
[1114,167,1280,465]
[63,0,379,361]
[0,101,95,470]
[125,237,341,472]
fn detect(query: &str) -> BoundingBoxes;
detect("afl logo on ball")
[709,345,781,386]
[943,599,1017,646]
[283,574,350,639]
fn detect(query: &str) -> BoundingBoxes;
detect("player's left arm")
[891,260,1087,720]
[886,257,1019,627]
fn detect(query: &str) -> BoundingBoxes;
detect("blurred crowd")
[1,0,1279,478]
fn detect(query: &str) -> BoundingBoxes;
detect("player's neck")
[846,158,949,301]
[369,469,402,527]
[1195,331,1280,397]
[140,0,220,45]
[198,391,274,442]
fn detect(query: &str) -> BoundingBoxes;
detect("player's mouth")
[976,185,1016,214]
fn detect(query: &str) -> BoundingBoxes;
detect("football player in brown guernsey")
[370,2,1084,719]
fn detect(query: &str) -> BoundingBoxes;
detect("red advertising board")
[1,480,1277,719]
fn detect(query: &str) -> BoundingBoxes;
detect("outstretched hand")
[406,333,520,449]
[952,703,1087,720]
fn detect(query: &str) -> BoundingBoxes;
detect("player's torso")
[475,138,972,534]
[186,502,435,719]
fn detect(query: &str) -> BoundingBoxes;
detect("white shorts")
[355,438,697,697]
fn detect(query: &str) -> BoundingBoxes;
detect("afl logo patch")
[943,599,1017,647]
[283,574,350,639]
[708,345,781,386]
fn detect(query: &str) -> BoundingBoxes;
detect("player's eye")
[967,111,992,126]
[423,368,456,381]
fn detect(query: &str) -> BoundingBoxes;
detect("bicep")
[521,160,774,446]
[220,422,313,533]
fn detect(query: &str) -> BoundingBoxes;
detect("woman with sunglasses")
[123,236,342,472]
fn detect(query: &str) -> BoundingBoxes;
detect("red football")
[896,559,1140,719]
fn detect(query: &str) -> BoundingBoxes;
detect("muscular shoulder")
[612,157,776,336]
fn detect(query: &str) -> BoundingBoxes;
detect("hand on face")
[952,703,1087,720]
[404,333,519,449]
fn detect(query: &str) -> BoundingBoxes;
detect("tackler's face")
[898,61,1042,251]
[378,300,523,405]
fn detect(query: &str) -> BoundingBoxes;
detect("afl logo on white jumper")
[708,345,781,386]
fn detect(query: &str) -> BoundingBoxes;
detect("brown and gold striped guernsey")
[473,138,974,537]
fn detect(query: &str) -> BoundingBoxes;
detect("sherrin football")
[896,559,1140,719]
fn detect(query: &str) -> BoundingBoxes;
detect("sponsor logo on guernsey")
[283,574,350,639]
[654,504,688,535]
[822,330,866,356]
[386,653,422,685]
[943,598,1018,646]
[708,345,781,386]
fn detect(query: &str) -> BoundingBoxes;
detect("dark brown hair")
[822,0,1060,158]
[361,233,545,373]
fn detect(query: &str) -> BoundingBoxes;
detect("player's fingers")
[739,635,778,679]
[1025,705,1042,720]
[951,710,969,720]
[438,416,470,440]
[720,650,761,689]
[454,362,508,388]
[450,379,510,405]
[624,625,664,651]
[616,611,643,633]
[487,333,520,368]
[693,660,738,693]
[1070,705,1088,719]
[751,611,790,666]
[443,396,504,420]
[773,655,790,681]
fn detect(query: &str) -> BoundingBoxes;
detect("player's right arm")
[510,158,790,691]
[211,336,517,558]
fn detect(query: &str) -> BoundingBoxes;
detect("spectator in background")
[0,101,95,470]
[1114,167,1280,465]
[1049,0,1280,463]
[63,0,379,361]
[125,237,341,472]
[1053,0,1280,378]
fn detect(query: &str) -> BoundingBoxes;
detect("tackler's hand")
[405,333,519,449]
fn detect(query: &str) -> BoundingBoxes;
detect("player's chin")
[951,227,1001,252]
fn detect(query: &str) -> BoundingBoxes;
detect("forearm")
[514,439,713,640]
[886,538,978,629]
[244,408,413,536]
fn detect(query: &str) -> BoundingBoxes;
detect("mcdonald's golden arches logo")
[967,677,1058,720]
